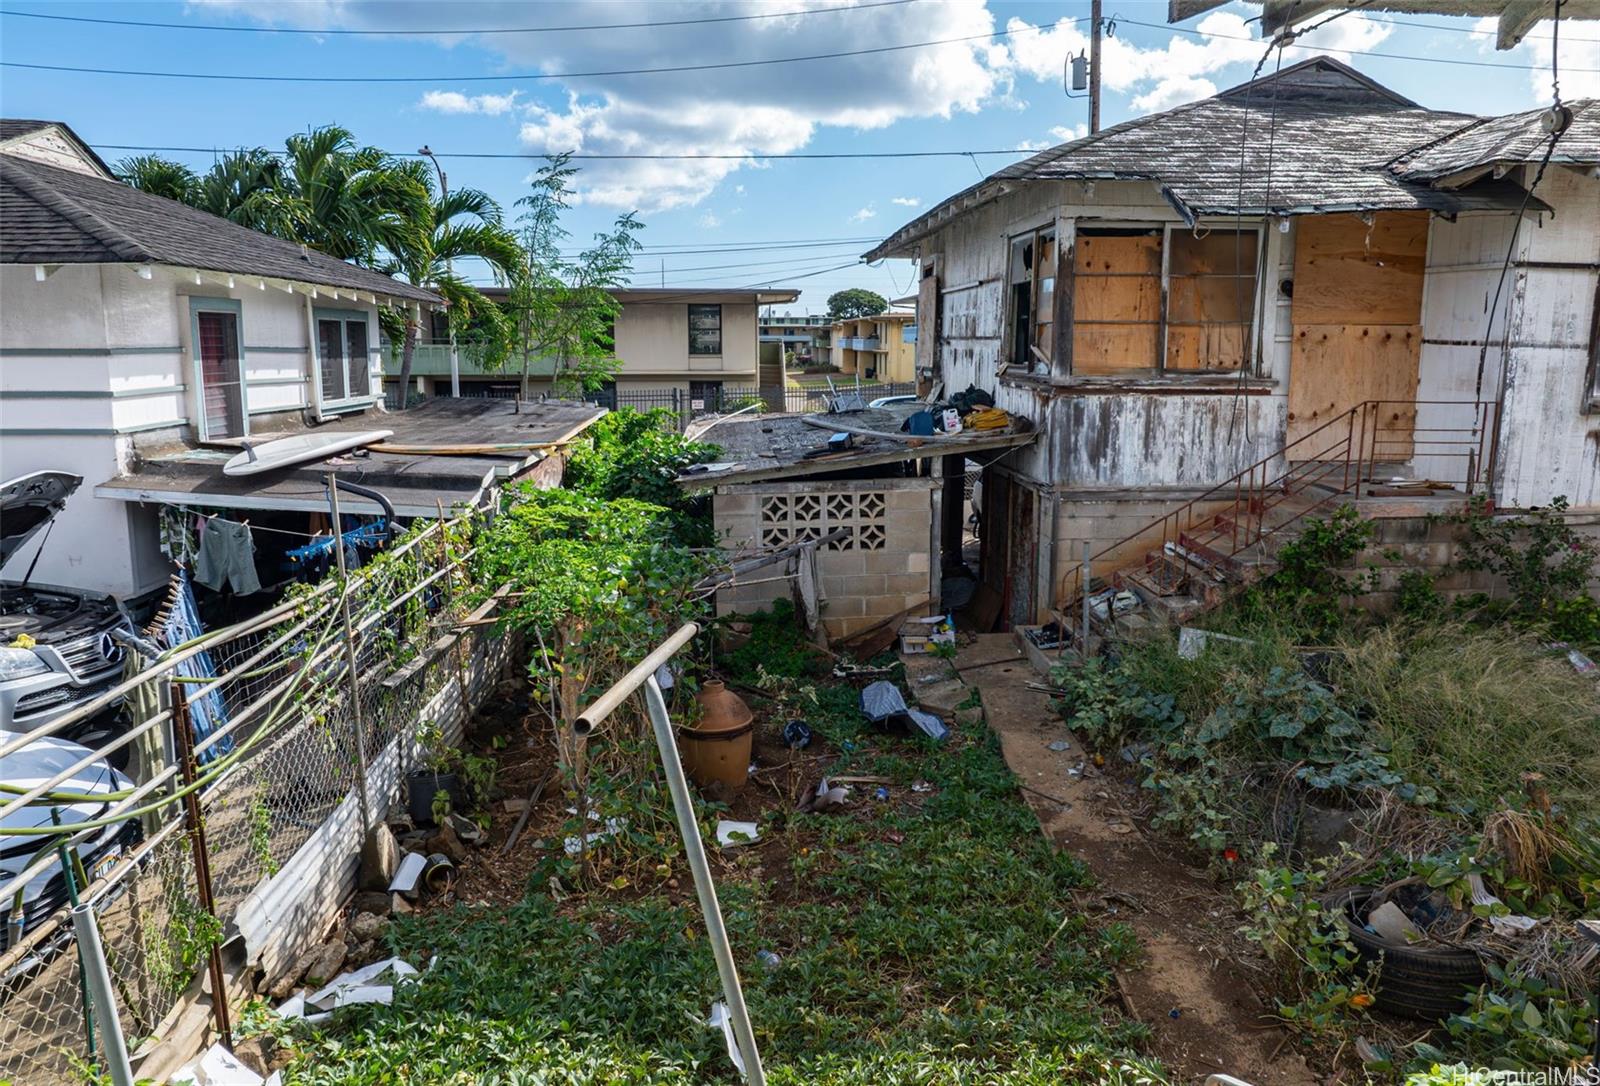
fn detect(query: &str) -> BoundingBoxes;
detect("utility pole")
[419,145,460,398]
[1090,0,1103,134]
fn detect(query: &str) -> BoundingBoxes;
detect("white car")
[867,394,918,408]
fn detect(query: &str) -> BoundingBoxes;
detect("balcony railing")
[382,342,555,379]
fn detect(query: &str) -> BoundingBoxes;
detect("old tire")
[1328,887,1486,1021]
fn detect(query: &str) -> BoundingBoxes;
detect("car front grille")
[53,626,125,682]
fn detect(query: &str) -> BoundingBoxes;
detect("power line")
[560,237,885,256]
[95,142,1041,162]
[2,19,1076,84]
[624,250,871,275]
[1367,13,1600,44]
[1114,15,1600,72]
[0,0,920,36]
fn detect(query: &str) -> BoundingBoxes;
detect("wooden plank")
[1286,324,1421,454]
[1291,211,1427,327]
[1053,219,1074,376]
[1072,324,1161,374]
[916,256,940,374]
[1164,324,1247,370]
[1168,229,1258,276]
[1075,233,1161,275]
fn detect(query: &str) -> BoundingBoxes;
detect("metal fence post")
[71,902,134,1086]
[326,474,373,833]
[435,500,472,724]
[172,681,232,1049]
[641,675,766,1086]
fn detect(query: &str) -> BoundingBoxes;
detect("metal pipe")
[573,622,699,736]
[327,474,373,834]
[642,674,766,1085]
[172,682,232,1047]
[70,902,135,1086]
[1080,540,1091,652]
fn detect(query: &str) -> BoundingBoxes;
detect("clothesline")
[184,506,380,540]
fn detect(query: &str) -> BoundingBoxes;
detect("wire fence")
[0,511,509,1085]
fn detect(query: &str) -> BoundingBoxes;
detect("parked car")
[868,394,919,408]
[0,729,142,964]
[1,472,134,759]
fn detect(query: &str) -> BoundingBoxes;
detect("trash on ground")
[911,780,932,793]
[1119,742,1153,764]
[389,851,425,896]
[798,777,850,813]
[756,949,782,969]
[1365,900,1423,943]
[1047,740,1071,752]
[706,1001,746,1074]
[860,680,949,741]
[172,1042,265,1085]
[564,815,627,855]
[422,852,456,893]
[1024,622,1068,650]
[1466,873,1542,935]
[1088,588,1140,623]
[782,719,813,749]
[897,614,956,654]
[873,786,889,801]
[1177,627,1256,660]
[716,820,761,847]
[446,812,486,846]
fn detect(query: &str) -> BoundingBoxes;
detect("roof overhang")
[1168,0,1600,50]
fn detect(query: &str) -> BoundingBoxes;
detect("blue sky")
[1,1,1592,312]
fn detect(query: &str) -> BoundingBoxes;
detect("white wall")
[1,263,383,596]
[612,301,759,381]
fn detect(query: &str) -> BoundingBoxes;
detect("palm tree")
[191,149,297,238]
[383,160,524,400]
[114,155,200,204]
[282,126,429,266]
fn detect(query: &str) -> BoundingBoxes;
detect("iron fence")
[0,511,509,1084]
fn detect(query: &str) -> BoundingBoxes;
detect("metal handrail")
[1059,398,1498,619]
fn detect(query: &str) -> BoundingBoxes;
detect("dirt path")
[903,635,1318,1086]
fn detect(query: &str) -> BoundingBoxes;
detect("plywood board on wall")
[1291,211,1427,327]
[1287,324,1421,455]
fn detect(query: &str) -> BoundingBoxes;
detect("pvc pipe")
[70,902,135,1086]
[573,623,699,736]
[642,675,765,1086]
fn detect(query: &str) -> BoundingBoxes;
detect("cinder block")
[818,550,868,577]
[860,549,912,575]
[839,573,888,598]
[907,551,930,574]
[884,572,927,595]
[823,596,866,618]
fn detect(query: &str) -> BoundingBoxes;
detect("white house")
[1,119,599,602]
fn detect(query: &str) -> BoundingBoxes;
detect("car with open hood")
[1,472,134,757]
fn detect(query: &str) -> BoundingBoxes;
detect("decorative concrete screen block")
[759,490,887,551]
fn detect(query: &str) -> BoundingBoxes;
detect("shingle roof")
[1388,99,1600,184]
[864,57,1548,261]
[0,118,116,177]
[0,154,439,303]
[0,120,53,142]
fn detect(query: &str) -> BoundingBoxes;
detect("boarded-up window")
[1165,229,1258,371]
[1071,229,1161,374]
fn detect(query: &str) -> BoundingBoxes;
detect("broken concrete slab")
[358,824,399,891]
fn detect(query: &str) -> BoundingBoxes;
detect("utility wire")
[3,19,1078,84]
[94,142,1042,162]
[1113,15,1600,72]
[1367,13,1599,45]
[0,0,921,36]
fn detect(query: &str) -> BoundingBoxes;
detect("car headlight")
[0,646,50,682]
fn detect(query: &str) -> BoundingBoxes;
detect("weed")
[1235,504,1375,641]
[1445,496,1599,647]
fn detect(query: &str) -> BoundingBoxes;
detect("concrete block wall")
[713,477,938,640]
[1051,495,1234,611]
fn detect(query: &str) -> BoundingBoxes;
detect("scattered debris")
[706,1001,746,1075]
[1047,740,1071,752]
[171,1042,264,1086]
[1088,588,1140,623]
[860,680,949,741]
[278,957,420,1022]
[389,852,425,897]
[716,820,761,847]
[422,852,457,893]
[798,778,850,813]
[302,939,348,987]
[446,812,487,847]
[1466,873,1541,935]
[782,719,813,749]
[756,950,782,970]
[873,786,890,801]
[564,815,627,855]
[911,780,932,793]
[349,911,387,944]
[1365,901,1423,943]
[898,614,955,655]
[1176,626,1256,660]
[358,824,399,891]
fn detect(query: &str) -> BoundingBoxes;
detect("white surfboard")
[223,430,394,477]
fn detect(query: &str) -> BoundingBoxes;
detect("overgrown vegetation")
[1052,501,1600,1073]
[252,605,1165,1084]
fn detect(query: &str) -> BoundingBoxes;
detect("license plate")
[90,847,121,883]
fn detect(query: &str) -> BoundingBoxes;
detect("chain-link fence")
[0,511,510,1084]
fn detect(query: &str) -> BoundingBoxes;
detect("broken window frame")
[1585,272,1600,414]
[1060,219,1267,378]
[1005,225,1057,374]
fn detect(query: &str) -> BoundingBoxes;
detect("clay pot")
[680,680,754,792]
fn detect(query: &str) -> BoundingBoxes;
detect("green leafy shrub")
[563,408,720,546]
[1446,495,1600,648]
[1235,504,1374,640]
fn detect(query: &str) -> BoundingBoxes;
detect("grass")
[1331,622,1600,820]
[253,615,1163,1085]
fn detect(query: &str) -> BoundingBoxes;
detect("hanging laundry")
[281,520,390,579]
[195,517,262,595]
[158,505,200,566]
[143,571,233,765]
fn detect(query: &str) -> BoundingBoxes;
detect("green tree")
[280,126,429,264]
[383,159,524,400]
[114,154,200,204]
[827,288,888,320]
[504,155,643,398]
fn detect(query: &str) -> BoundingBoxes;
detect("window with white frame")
[314,308,374,404]
[189,296,247,441]
[1068,224,1261,375]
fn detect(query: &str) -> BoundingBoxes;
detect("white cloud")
[734,184,746,195]
[1015,138,1050,150]
[890,195,920,207]
[418,90,521,116]
[1290,12,1393,54]
[850,205,877,222]
[1049,124,1086,142]
[698,211,722,228]
[1478,16,1600,102]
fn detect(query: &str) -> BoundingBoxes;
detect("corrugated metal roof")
[1388,99,1600,183]
[865,57,1551,260]
[0,154,440,303]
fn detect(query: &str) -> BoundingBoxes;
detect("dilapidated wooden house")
[865,56,1599,627]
